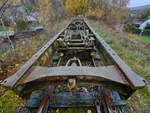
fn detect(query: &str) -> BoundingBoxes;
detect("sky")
[128,0,150,7]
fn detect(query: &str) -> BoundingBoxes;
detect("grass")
[88,20,150,113]
[128,33,150,45]
[0,88,23,113]
[0,36,52,112]
[0,48,12,58]
[0,26,9,31]
[0,19,69,113]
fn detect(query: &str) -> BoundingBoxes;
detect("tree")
[85,0,129,24]
[145,24,150,30]
[65,0,89,15]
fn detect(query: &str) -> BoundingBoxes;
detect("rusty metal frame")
[85,20,147,89]
[1,17,147,101]
[1,20,73,88]
[19,66,128,85]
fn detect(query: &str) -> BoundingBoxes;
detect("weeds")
[88,20,150,113]
[0,19,68,113]
[128,33,150,45]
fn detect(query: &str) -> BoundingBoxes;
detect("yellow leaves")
[90,52,94,56]
[6,32,10,36]
[26,56,30,60]
[15,64,19,67]
[87,110,92,113]
[8,27,15,34]
[22,41,25,45]
[96,10,104,19]
[85,0,128,24]
[8,27,13,31]
[86,9,104,20]
[56,109,59,113]
[60,52,64,57]
[65,0,89,15]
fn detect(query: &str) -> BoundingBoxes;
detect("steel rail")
[1,16,147,113]
[85,20,147,89]
[1,19,74,88]
[1,17,147,101]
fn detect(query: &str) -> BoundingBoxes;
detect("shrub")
[65,0,89,15]
[127,24,140,34]
[127,24,150,36]
[86,9,104,20]
[143,30,150,36]
[16,20,28,30]
[145,24,150,30]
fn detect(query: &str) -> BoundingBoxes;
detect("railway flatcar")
[1,16,147,113]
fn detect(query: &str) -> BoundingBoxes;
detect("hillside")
[88,20,150,113]
[130,4,150,11]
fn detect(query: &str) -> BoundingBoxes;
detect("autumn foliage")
[65,0,129,24]
[86,9,104,20]
[65,0,89,15]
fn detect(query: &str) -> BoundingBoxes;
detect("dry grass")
[0,19,69,113]
[88,19,150,113]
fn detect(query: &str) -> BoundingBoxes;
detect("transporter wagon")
[1,16,147,113]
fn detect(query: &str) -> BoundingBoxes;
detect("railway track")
[1,16,147,113]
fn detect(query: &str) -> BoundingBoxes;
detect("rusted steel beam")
[1,20,73,88]
[37,86,51,113]
[1,34,58,88]
[19,66,128,85]
[57,56,62,66]
[103,91,113,113]
[90,52,96,67]
[17,80,132,99]
[1,17,147,103]
[85,21,147,89]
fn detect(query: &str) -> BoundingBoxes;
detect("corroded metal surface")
[1,20,73,88]
[20,66,128,85]
[1,16,147,96]
[1,16,147,113]
[86,24,147,88]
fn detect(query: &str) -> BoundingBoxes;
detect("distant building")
[139,18,150,30]
[134,17,150,27]
[135,20,143,26]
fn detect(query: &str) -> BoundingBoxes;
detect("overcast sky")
[128,0,150,7]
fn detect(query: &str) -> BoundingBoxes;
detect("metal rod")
[37,86,51,113]
[91,56,96,67]
[103,90,113,113]
[95,100,101,113]
[57,57,62,66]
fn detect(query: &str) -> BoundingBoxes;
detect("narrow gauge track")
[1,16,147,113]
